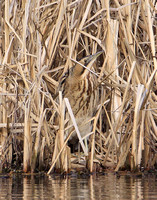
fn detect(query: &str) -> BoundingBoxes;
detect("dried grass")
[0,0,157,173]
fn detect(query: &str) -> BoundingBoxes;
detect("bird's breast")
[62,74,98,118]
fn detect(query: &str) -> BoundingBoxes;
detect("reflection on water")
[0,173,157,200]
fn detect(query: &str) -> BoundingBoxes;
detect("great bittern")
[60,51,103,147]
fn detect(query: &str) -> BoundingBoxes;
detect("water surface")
[0,173,157,200]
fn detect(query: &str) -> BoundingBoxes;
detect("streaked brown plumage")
[60,52,102,144]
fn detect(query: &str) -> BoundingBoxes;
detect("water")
[0,173,157,200]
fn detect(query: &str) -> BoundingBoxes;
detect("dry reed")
[0,0,157,173]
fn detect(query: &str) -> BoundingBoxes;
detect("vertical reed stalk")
[23,99,32,172]
[31,93,45,172]
[58,91,67,172]
[132,84,144,169]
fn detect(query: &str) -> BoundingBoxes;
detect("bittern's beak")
[85,50,104,65]
[70,50,104,78]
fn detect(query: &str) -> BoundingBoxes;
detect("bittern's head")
[71,51,103,78]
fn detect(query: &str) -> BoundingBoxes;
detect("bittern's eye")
[80,66,85,74]
[60,70,69,85]
[84,60,89,66]
[84,55,93,66]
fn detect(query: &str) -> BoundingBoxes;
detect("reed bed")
[0,0,157,173]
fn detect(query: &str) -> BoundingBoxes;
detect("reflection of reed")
[130,177,144,200]
[48,176,70,200]
[23,177,33,200]
[89,175,94,200]
[21,174,157,200]
[48,175,93,199]
[23,175,54,200]
[0,174,157,199]
[0,177,12,200]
